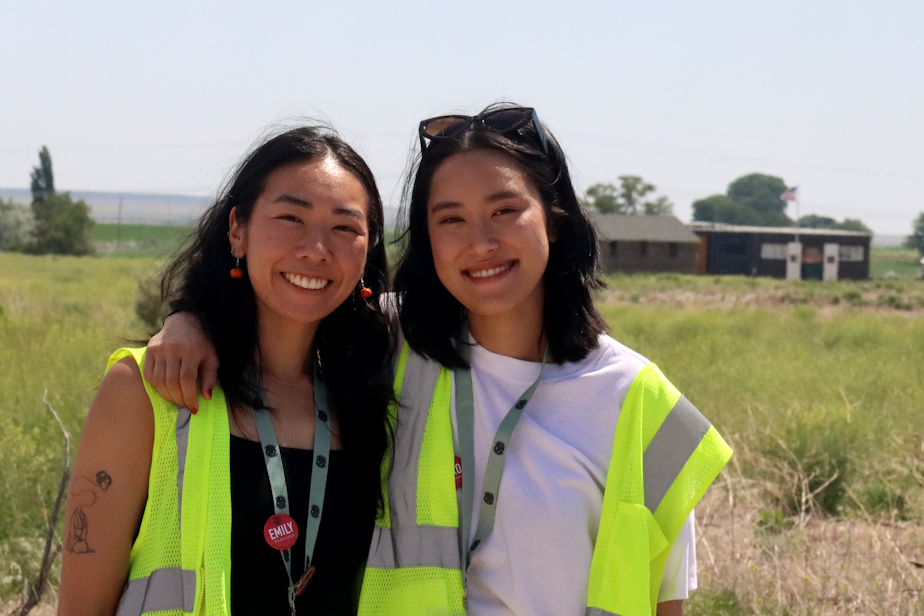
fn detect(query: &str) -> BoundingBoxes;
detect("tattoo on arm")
[66,470,112,554]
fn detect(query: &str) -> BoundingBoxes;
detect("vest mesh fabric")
[359,567,464,616]
[416,369,456,527]
[107,348,232,616]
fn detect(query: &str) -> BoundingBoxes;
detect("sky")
[1,0,922,234]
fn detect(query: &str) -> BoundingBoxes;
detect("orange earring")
[359,278,372,299]
[230,251,243,279]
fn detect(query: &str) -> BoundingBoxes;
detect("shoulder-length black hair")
[162,125,395,515]
[393,103,606,369]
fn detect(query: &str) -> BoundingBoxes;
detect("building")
[592,214,701,274]
[690,222,871,280]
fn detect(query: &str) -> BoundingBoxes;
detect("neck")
[468,302,545,363]
[256,310,319,385]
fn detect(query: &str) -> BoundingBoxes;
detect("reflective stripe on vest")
[368,348,463,570]
[116,405,197,616]
[643,396,711,513]
[116,567,196,615]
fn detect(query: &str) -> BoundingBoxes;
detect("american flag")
[780,186,798,202]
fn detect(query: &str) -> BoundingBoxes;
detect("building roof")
[591,214,701,244]
[689,221,871,238]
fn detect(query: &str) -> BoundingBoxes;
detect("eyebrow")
[274,194,366,221]
[430,189,524,214]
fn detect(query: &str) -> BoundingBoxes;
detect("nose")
[470,218,499,255]
[295,226,332,262]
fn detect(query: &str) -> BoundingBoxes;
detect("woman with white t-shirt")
[146,104,731,616]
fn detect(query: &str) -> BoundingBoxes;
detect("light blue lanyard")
[251,374,331,616]
[453,326,548,582]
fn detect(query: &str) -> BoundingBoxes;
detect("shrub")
[25,192,94,255]
[0,199,34,251]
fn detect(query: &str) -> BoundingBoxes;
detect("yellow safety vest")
[358,344,732,616]
[108,348,232,616]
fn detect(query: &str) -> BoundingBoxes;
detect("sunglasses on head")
[418,107,550,155]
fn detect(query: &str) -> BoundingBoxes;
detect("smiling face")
[229,157,369,332]
[427,149,550,328]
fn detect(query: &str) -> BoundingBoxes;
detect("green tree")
[905,212,924,255]
[583,176,673,216]
[836,218,872,234]
[582,183,619,213]
[643,195,674,216]
[798,215,872,234]
[798,214,839,229]
[727,173,790,220]
[30,146,55,203]
[692,194,762,225]
[27,192,94,255]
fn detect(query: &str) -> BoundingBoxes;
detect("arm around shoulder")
[58,357,155,616]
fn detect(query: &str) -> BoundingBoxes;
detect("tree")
[643,195,674,216]
[0,199,35,250]
[798,214,839,229]
[905,212,924,255]
[836,218,872,234]
[582,175,673,216]
[582,183,619,213]
[27,192,94,255]
[727,173,789,219]
[692,194,763,225]
[30,146,55,203]
[797,215,872,234]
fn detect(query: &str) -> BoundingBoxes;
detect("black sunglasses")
[418,107,550,155]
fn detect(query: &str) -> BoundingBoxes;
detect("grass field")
[2,235,923,613]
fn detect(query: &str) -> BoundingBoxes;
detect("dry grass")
[693,473,924,615]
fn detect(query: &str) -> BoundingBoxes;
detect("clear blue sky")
[1,0,921,233]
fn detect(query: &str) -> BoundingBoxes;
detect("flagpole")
[794,185,800,245]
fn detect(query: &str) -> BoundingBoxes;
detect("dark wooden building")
[690,222,871,280]
[592,214,701,274]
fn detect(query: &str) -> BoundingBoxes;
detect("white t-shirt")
[449,333,697,616]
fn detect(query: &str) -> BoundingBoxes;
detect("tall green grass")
[0,254,156,594]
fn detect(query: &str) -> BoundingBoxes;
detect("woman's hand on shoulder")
[144,311,219,412]
[58,357,155,616]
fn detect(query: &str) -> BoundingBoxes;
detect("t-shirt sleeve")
[657,509,698,602]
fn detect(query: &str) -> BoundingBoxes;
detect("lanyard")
[251,374,331,616]
[453,326,548,580]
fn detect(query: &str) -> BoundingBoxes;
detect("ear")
[228,207,246,257]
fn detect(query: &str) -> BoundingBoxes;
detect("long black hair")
[393,103,606,369]
[162,125,394,515]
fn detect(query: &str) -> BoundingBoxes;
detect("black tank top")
[230,435,374,615]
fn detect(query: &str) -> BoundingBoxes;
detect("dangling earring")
[359,278,372,299]
[230,249,243,279]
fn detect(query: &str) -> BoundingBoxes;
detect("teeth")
[469,263,513,278]
[284,273,329,290]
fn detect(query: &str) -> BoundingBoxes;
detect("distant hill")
[0,188,400,228]
[0,188,208,225]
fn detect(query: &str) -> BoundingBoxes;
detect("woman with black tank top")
[58,126,394,615]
